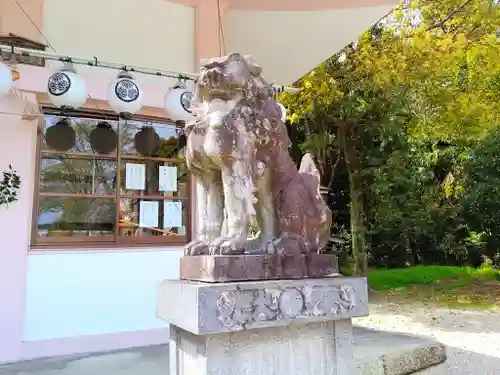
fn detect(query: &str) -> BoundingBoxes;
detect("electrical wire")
[217,0,227,56]
[13,0,57,52]
[12,0,105,107]
[0,44,199,81]
[11,0,192,82]
[7,1,299,93]
[0,109,44,117]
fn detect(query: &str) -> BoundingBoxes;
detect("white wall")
[227,6,395,85]
[43,0,195,74]
[24,249,182,341]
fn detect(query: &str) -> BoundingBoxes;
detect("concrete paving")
[356,302,500,375]
[0,327,447,375]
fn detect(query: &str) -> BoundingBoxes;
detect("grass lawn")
[368,265,500,308]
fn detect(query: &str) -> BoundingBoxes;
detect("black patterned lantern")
[134,126,160,156]
[45,118,76,151]
[90,121,117,154]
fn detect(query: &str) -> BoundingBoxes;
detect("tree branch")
[328,128,343,189]
[426,0,473,32]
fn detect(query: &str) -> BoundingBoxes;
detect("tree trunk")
[339,125,368,277]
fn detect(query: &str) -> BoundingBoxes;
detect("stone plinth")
[354,327,447,375]
[157,277,368,375]
[179,253,339,283]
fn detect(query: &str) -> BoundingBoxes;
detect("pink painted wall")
[0,65,184,364]
[0,94,38,363]
[0,0,44,44]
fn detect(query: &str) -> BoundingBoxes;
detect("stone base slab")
[179,253,339,282]
[353,327,447,375]
[0,326,448,375]
[156,277,368,335]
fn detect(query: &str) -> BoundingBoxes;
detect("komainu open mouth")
[198,85,241,102]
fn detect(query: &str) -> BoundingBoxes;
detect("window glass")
[33,112,189,247]
[118,199,188,239]
[37,196,116,240]
[40,157,117,195]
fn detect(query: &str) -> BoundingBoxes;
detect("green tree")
[281,0,499,274]
[461,129,500,265]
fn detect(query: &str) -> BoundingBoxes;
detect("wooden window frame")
[30,108,192,249]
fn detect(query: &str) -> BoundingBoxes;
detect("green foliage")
[365,138,473,267]
[460,129,500,264]
[0,165,21,206]
[281,0,500,273]
[368,265,500,292]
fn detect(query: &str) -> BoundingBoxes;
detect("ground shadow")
[2,332,499,375]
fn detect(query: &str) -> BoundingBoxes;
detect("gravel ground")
[353,302,500,375]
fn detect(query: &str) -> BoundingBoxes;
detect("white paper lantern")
[107,71,143,117]
[47,64,87,110]
[164,86,193,122]
[0,61,13,98]
[277,102,287,122]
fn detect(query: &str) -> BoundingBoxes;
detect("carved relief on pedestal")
[215,284,357,329]
[278,288,305,318]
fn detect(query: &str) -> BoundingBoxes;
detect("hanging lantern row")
[0,60,193,122]
[0,58,289,123]
[45,63,194,122]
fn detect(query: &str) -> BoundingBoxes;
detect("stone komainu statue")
[184,52,331,256]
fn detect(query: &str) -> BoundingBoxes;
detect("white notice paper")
[163,201,183,228]
[125,163,146,190]
[139,201,159,228]
[159,166,178,192]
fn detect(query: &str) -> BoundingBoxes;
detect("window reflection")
[40,157,117,195]
[38,197,116,238]
[35,113,189,246]
[120,120,185,158]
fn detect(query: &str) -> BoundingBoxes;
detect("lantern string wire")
[0,42,299,93]
[217,0,227,57]
[14,0,57,53]
[7,1,299,93]
[13,0,106,109]
[0,110,42,117]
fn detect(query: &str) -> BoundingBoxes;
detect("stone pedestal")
[179,254,339,282]
[156,277,369,375]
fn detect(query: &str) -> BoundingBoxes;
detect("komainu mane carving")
[184,52,332,256]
